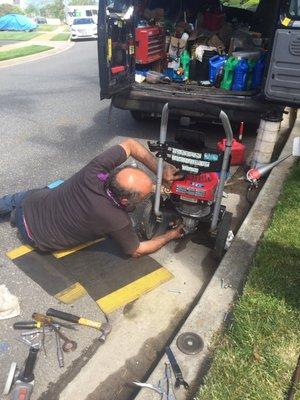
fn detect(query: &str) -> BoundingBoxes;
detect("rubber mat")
[7,238,173,314]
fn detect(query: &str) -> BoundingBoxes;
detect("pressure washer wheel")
[139,195,159,240]
[214,211,233,260]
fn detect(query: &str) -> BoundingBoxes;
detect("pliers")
[133,362,177,400]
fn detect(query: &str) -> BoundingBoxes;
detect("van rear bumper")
[112,86,284,124]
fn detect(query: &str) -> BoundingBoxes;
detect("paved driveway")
[0,40,17,47]
[0,41,251,400]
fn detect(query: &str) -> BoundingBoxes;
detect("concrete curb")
[0,41,74,69]
[134,111,299,400]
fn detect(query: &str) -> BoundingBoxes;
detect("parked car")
[71,17,97,40]
[35,17,47,24]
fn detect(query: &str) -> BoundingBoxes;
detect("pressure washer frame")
[149,102,234,258]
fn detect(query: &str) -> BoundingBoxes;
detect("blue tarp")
[0,14,37,31]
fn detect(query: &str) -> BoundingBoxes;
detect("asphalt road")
[0,40,163,399]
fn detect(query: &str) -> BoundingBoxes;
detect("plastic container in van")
[246,59,257,90]
[221,57,238,90]
[209,55,226,84]
[180,50,190,79]
[189,50,218,81]
[252,54,266,89]
[232,59,249,91]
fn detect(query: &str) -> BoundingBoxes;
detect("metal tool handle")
[20,347,39,383]
[10,382,34,400]
[46,309,80,323]
[154,103,169,219]
[55,331,64,368]
[13,322,41,330]
[46,308,102,330]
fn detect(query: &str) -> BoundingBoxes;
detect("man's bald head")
[105,166,153,211]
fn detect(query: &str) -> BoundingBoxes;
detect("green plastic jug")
[221,57,238,90]
[246,59,256,91]
[180,50,191,79]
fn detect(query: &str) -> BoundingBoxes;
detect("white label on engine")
[171,155,210,167]
[170,148,202,159]
[182,165,199,173]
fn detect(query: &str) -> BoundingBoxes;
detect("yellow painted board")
[52,237,105,259]
[54,282,87,304]
[6,244,34,260]
[97,267,174,314]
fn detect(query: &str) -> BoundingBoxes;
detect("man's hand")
[131,224,184,257]
[163,163,183,188]
[168,224,185,240]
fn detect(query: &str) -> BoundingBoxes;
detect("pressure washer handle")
[21,347,39,383]
[211,110,234,232]
[168,100,222,118]
[154,103,169,219]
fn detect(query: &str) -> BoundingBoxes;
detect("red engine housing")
[170,172,219,202]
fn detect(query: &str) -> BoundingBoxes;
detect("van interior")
[112,0,280,98]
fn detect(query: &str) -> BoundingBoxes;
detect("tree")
[25,4,40,16]
[40,0,64,20]
[0,3,24,16]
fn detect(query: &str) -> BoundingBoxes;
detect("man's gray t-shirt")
[23,145,140,254]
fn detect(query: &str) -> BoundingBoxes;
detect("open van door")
[264,0,300,106]
[98,0,135,99]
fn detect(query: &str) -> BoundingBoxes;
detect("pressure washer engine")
[141,102,234,259]
[169,172,220,234]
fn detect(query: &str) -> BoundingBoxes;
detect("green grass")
[0,31,42,41]
[37,24,57,32]
[0,45,53,61]
[50,33,70,41]
[197,162,300,400]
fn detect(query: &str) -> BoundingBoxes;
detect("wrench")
[55,330,64,368]
[53,326,77,353]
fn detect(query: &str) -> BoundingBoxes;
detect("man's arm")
[120,139,182,185]
[120,139,158,174]
[131,226,183,258]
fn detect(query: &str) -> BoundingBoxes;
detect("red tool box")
[135,26,165,64]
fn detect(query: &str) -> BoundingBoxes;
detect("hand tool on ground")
[3,346,39,399]
[13,320,76,331]
[32,313,77,330]
[21,327,53,336]
[15,337,40,350]
[46,308,112,342]
[133,362,177,400]
[54,330,64,368]
[52,325,77,353]
[165,346,189,390]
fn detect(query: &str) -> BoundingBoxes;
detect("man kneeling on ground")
[0,139,183,257]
